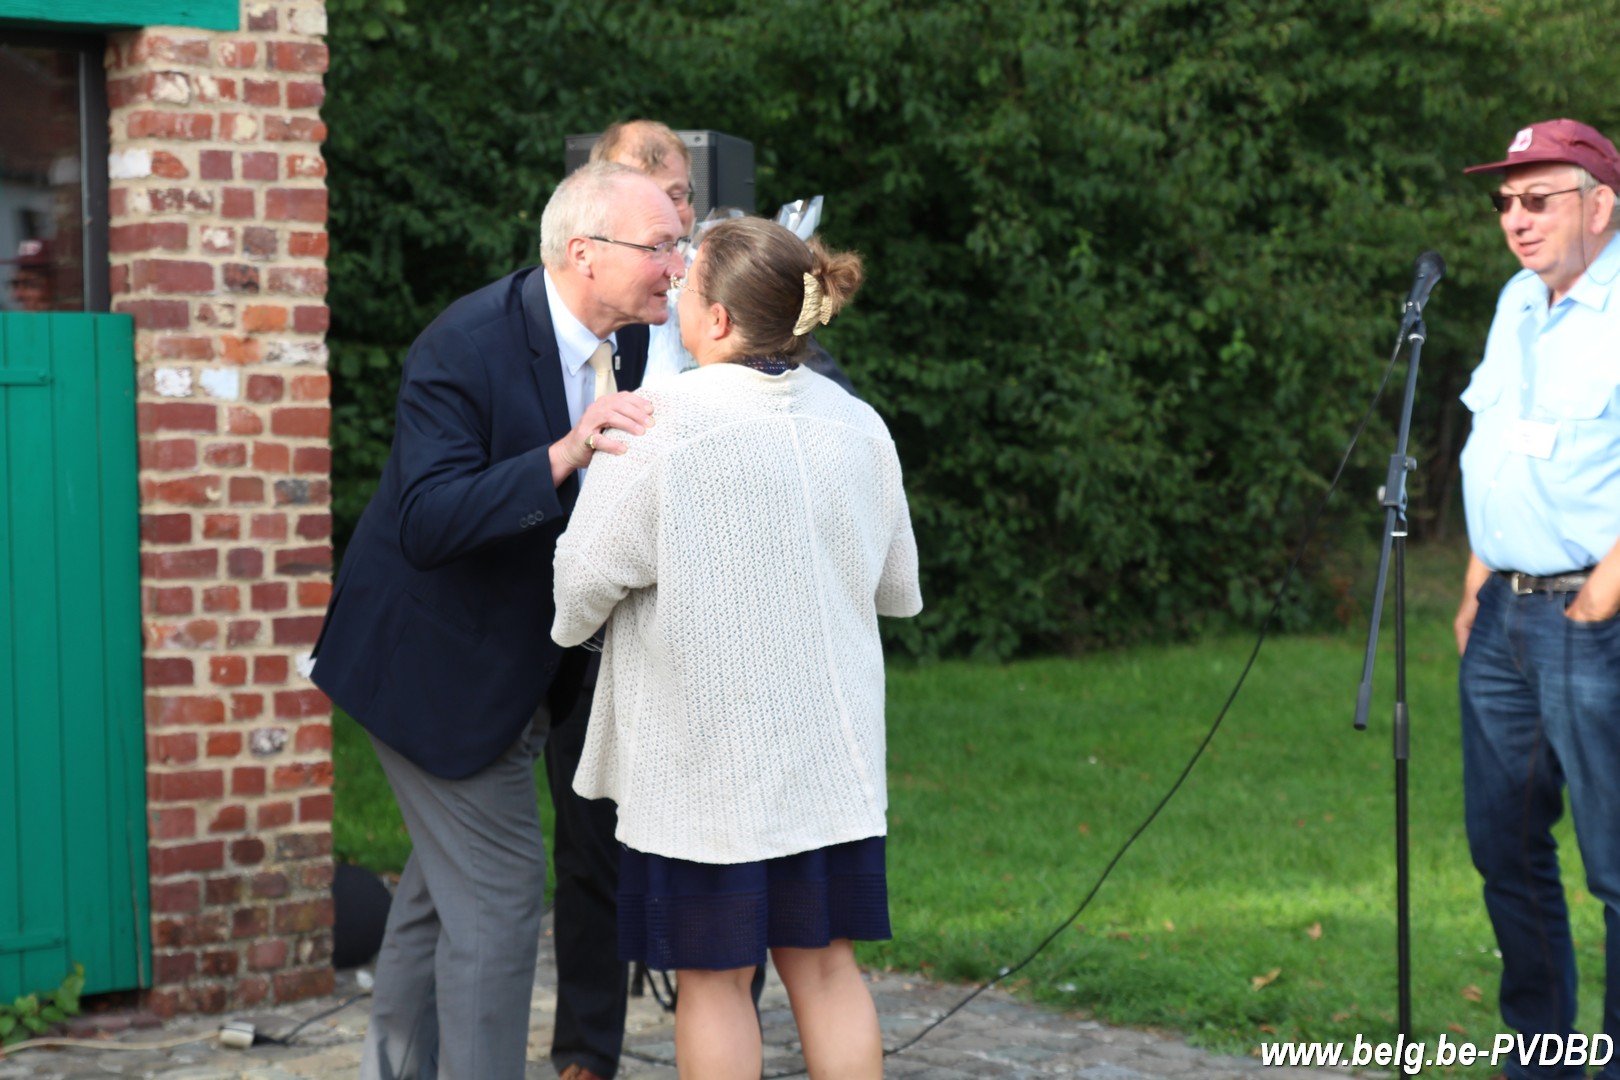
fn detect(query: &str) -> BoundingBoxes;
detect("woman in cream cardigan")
[551,218,921,1078]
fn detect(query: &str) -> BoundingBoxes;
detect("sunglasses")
[1489,187,1582,214]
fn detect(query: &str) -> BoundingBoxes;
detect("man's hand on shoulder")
[549,391,656,487]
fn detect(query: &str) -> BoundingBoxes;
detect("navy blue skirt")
[618,835,890,971]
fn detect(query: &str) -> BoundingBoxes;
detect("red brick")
[248,939,288,970]
[242,304,288,332]
[210,804,247,833]
[149,807,196,841]
[148,586,194,616]
[270,41,329,73]
[142,438,201,471]
[229,476,265,504]
[141,513,192,544]
[286,154,326,179]
[118,300,191,331]
[289,373,329,401]
[199,77,238,103]
[299,793,334,822]
[228,620,262,648]
[228,548,265,579]
[231,836,266,866]
[155,334,214,360]
[138,401,215,433]
[202,512,241,539]
[109,264,128,295]
[244,78,280,106]
[288,232,328,259]
[294,722,332,753]
[171,619,218,647]
[206,730,243,757]
[126,110,213,140]
[130,33,212,65]
[221,188,256,218]
[252,871,290,898]
[109,222,189,253]
[265,190,328,224]
[133,259,214,294]
[148,731,198,765]
[196,302,237,328]
[266,267,328,296]
[242,151,278,181]
[274,547,332,576]
[275,479,329,505]
[150,771,225,804]
[276,831,331,859]
[252,581,289,610]
[205,875,242,904]
[151,150,189,179]
[293,447,330,473]
[273,968,334,1005]
[232,906,270,938]
[263,116,327,143]
[275,689,329,719]
[253,442,291,473]
[257,801,293,828]
[291,303,329,333]
[223,337,266,368]
[273,615,324,645]
[109,188,128,216]
[204,443,247,469]
[270,407,329,437]
[246,374,285,402]
[201,227,236,255]
[199,149,233,180]
[201,950,239,977]
[238,977,270,1006]
[144,657,194,687]
[247,5,277,29]
[297,579,332,606]
[231,690,264,718]
[227,407,265,437]
[147,475,219,505]
[149,841,224,878]
[202,585,241,613]
[254,655,290,684]
[232,767,266,796]
[286,80,325,110]
[244,227,278,258]
[142,186,214,214]
[223,264,260,294]
[152,951,197,984]
[146,694,227,726]
[295,514,332,541]
[210,655,248,686]
[150,879,202,914]
[141,548,219,579]
[217,40,257,68]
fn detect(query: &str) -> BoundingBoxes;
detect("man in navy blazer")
[313,161,684,1080]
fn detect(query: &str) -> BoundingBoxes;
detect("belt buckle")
[1509,572,1534,596]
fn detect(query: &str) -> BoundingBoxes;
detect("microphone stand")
[1353,314,1427,1041]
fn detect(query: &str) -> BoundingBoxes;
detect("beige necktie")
[588,341,616,405]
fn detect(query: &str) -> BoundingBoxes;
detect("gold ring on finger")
[587,433,597,452]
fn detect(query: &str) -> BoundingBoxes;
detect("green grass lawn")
[332,541,1604,1074]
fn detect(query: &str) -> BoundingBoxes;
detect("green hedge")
[324,0,1616,658]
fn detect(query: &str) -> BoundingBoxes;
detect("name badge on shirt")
[1507,417,1559,459]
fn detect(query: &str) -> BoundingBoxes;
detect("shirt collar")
[1563,233,1620,312]
[543,269,615,376]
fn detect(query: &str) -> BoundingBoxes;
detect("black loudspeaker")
[564,130,756,218]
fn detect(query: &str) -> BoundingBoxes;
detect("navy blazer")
[313,266,648,779]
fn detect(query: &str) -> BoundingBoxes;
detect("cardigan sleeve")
[551,434,663,646]
[875,444,923,618]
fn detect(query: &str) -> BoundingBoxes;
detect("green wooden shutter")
[0,313,149,998]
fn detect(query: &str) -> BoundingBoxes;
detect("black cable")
[255,991,371,1046]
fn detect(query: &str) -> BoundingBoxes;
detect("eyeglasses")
[587,235,681,258]
[1489,187,1583,214]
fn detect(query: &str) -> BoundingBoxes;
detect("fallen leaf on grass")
[1163,919,1175,932]
[1077,822,1091,836]
[1251,967,1283,991]
[1461,984,1484,1002]
[1306,922,1323,940]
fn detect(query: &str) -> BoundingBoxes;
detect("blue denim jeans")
[1461,574,1620,1079]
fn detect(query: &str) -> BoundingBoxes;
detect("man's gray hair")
[539,161,644,268]
[1572,166,1620,233]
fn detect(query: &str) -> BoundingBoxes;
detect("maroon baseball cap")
[1465,118,1620,191]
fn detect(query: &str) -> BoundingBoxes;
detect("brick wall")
[105,0,334,1015]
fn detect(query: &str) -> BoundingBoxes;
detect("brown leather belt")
[1496,570,1591,595]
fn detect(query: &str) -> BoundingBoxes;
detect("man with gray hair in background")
[311,161,682,1080]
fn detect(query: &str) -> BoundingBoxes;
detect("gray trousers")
[360,719,549,1080]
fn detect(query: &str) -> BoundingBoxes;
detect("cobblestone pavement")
[1,916,1358,1079]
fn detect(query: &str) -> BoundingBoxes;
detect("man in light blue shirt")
[1455,118,1620,1079]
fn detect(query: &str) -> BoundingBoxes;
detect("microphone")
[1400,251,1445,331]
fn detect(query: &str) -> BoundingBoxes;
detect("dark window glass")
[0,38,105,312]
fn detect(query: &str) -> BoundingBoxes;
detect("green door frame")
[0,0,236,30]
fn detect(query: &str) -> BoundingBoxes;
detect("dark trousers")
[1461,574,1620,1080]
[545,684,627,1079]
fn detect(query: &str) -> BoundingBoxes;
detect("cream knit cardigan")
[551,362,923,864]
